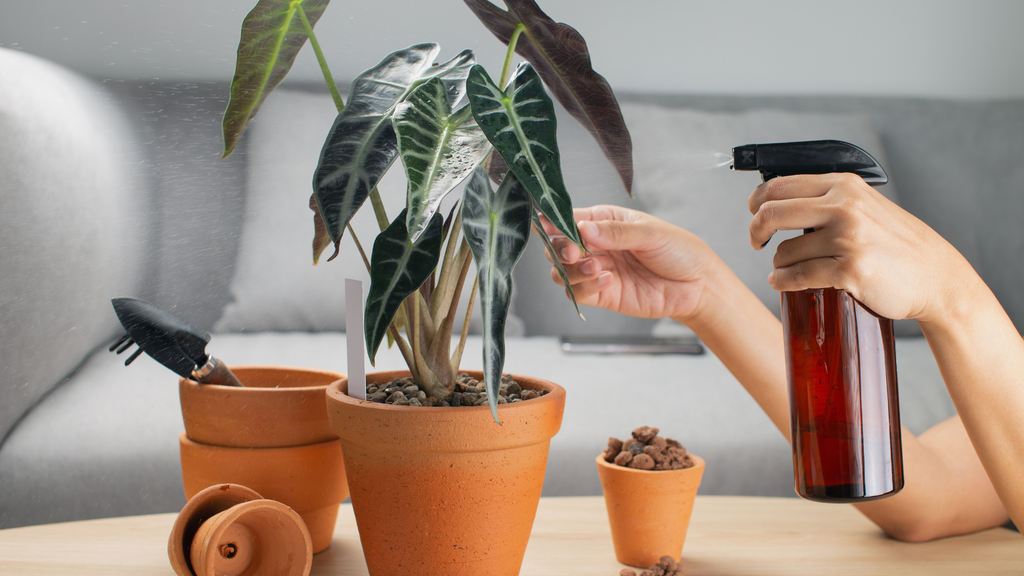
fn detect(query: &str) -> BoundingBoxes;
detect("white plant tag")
[345,278,366,400]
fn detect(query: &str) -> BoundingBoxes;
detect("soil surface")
[364,373,549,407]
[620,555,685,576]
[603,427,695,471]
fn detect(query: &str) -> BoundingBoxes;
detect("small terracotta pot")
[180,366,342,447]
[325,371,565,576]
[178,366,348,553]
[168,483,312,576]
[596,454,705,568]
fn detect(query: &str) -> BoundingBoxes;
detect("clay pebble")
[604,427,695,471]
[366,373,549,407]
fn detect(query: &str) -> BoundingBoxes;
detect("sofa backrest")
[0,48,152,443]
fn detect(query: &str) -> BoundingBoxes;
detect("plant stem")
[297,4,345,114]
[499,23,526,89]
[369,187,390,232]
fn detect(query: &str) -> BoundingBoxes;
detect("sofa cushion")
[214,89,523,336]
[0,48,150,443]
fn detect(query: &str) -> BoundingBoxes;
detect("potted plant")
[218,0,633,574]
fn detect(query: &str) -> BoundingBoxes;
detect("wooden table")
[0,496,1019,575]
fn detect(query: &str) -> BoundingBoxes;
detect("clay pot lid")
[168,483,311,576]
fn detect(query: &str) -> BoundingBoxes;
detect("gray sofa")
[1,46,1021,529]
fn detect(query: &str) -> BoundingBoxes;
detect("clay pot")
[596,454,705,568]
[178,366,348,553]
[325,371,565,576]
[169,483,312,576]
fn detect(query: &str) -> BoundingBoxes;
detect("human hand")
[748,173,971,323]
[540,205,719,323]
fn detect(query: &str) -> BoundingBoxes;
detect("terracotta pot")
[179,366,341,447]
[168,483,312,576]
[178,366,348,553]
[596,454,705,568]
[325,371,565,576]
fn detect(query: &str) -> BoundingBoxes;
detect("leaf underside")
[222,0,330,158]
[364,208,444,364]
[467,63,581,249]
[462,168,532,423]
[463,0,633,196]
[313,44,476,260]
[394,78,491,243]
[530,205,584,321]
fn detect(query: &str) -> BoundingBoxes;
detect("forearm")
[682,258,791,441]
[918,267,1024,529]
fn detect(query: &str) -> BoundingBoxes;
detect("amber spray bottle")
[732,140,903,502]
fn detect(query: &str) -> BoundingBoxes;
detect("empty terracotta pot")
[596,454,705,568]
[179,366,342,447]
[325,371,565,576]
[169,483,312,576]
[178,366,348,553]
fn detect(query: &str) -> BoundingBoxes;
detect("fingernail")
[579,220,598,237]
[596,271,612,286]
[580,259,595,275]
[560,245,571,261]
[767,271,775,285]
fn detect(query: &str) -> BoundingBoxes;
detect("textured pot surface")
[179,434,347,554]
[180,366,343,448]
[596,454,705,568]
[325,371,565,576]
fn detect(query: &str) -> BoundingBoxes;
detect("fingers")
[749,196,832,250]
[748,173,849,215]
[768,257,846,293]
[749,173,874,250]
[550,263,611,305]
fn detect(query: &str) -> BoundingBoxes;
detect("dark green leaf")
[462,168,532,424]
[463,0,633,195]
[313,45,475,255]
[364,208,443,364]
[222,0,330,158]
[466,63,581,249]
[394,78,491,242]
[530,204,584,321]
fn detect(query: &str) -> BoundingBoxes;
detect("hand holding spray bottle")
[732,140,904,502]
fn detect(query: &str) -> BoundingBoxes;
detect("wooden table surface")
[0,496,1019,575]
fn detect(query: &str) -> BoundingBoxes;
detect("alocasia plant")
[221,0,632,423]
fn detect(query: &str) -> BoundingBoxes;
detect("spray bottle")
[732,140,903,502]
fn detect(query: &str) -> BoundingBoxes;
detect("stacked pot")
[178,366,349,554]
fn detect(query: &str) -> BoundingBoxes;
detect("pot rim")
[325,369,565,415]
[595,453,705,475]
[180,365,345,393]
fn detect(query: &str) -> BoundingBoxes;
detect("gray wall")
[1,0,1023,99]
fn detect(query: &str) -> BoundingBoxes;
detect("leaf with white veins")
[364,208,443,364]
[394,78,491,242]
[313,44,475,256]
[466,63,582,251]
[462,168,532,424]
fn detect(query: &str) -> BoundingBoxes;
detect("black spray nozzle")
[732,140,888,186]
